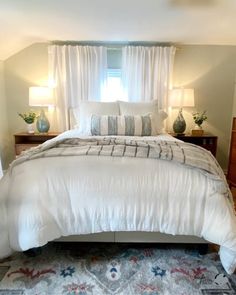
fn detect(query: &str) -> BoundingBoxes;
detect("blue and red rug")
[0,243,236,294]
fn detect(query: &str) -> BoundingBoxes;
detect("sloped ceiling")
[1,0,236,60]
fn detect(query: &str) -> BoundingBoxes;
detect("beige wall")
[173,45,236,169]
[3,43,236,169]
[4,43,48,165]
[0,61,10,170]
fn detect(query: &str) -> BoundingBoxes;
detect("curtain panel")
[122,46,176,108]
[48,45,107,131]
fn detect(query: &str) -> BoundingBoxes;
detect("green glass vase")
[36,109,50,133]
[173,109,186,134]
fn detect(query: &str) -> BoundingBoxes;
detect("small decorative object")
[27,124,35,134]
[170,88,195,135]
[192,111,207,136]
[29,86,54,133]
[18,111,37,134]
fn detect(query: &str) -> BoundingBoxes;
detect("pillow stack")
[73,100,167,136]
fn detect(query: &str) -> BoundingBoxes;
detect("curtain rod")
[50,40,180,49]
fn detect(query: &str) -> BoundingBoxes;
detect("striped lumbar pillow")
[91,114,154,136]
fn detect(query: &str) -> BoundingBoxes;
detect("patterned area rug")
[0,243,236,295]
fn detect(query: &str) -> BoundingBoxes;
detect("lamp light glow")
[170,88,195,108]
[29,87,54,107]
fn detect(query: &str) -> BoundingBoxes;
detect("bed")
[0,100,236,275]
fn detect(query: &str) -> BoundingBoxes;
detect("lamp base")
[36,109,50,133]
[173,108,186,134]
[174,133,186,137]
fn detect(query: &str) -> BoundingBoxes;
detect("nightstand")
[227,117,236,189]
[172,133,218,156]
[14,132,60,156]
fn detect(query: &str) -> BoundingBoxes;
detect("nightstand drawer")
[14,132,60,156]
[171,133,217,156]
[15,143,39,155]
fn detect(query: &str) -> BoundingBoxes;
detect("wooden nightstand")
[227,117,236,189]
[172,133,218,156]
[14,132,60,156]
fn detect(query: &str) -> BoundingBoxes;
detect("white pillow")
[119,100,159,115]
[73,101,120,134]
[151,110,168,134]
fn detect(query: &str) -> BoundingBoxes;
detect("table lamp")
[29,86,54,133]
[170,88,195,134]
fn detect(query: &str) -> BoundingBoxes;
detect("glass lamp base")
[37,109,50,133]
[173,108,186,134]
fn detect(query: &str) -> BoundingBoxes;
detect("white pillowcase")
[119,100,159,115]
[73,101,120,135]
[151,110,168,134]
[119,100,167,134]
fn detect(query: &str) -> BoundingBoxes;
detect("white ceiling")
[1,0,236,60]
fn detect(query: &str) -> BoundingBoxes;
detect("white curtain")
[122,46,176,108]
[48,45,107,131]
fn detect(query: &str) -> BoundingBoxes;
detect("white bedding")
[0,131,236,274]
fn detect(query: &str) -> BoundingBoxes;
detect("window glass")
[101,48,127,102]
[101,69,127,102]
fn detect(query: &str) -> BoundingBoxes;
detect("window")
[101,69,127,102]
[101,48,127,102]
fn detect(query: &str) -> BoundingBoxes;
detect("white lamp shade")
[170,88,195,108]
[29,86,54,106]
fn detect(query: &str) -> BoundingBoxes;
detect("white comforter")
[0,131,236,274]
